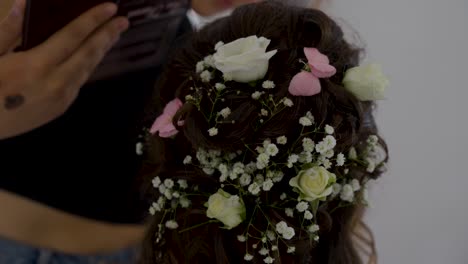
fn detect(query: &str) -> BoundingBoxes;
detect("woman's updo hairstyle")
[141,2,387,264]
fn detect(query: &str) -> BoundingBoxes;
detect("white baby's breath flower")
[204,55,215,68]
[325,125,334,134]
[362,186,370,205]
[262,139,272,148]
[164,179,174,188]
[208,127,218,136]
[215,41,224,50]
[304,210,313,220]
[302,137,315,152]
[332,183,342,197]
[252,91,262,100]
[239,174,252,186]
[223,73,233,82]
[261,109,269,116]
[348,147,358,160]
[200,70,212,83]
[296,201,309,212]
[324,149,334,159]
[165,220,179,229]
[275,221,288,234]
[259,247,269,256]
[285,208,294,217]
[367,135,379,146]
[244,254,254,261]
[264,256,275,264]
[244,162,257,174]
[179,196,191,208]
[272,171,284,183]
[203,167,215,175]
[315,142,327,154]
[340,184,355,202]
[178,179,188,189]
[219,174,228,183]
[183,155,192,165]
[136,142,143,156]
[265,144,279,157]
[237,235,247,242]
[256,153,270,170]
[280,193,287,200]
[305,111,314,122]
[252,244,258,249]
[215,83,226,91]
[256,146,265,154]
[219,107,231,118]
[262,179,274,191]
[185,94,194,101]
[287,154,299,168]
[336,153,345,166]
[287,247,296,254]
[308,224,320,233]
[283,98,294,107]
[172,192,180,199]
[158,184,166,195]
[271,245,278,251]
[282,227,295,240]
[232,162,244,175]
[149,206,156,215]
[255,174,265,185]
[351,179,361,191]
[323,135,337,150]
[266,230,276,241]
[164,189,173,200]
[248,182,261,195]
[314,235,320,241]
[152,176,161,188]
[366,157,376,173]
[276,136,287,145]
[298,151,313,164]
[262,80,276,89]
[322,158,332,169]
[299,116,313,126]
[196,61,205,73]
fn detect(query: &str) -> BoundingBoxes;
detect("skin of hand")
[0,0,129,140]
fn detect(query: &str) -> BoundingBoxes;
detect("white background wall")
[324,1,468,263]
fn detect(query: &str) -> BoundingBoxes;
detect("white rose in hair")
[213,36,277,83]
[205,189,246,229]
[289,166,336,202]
[343,64,389,101]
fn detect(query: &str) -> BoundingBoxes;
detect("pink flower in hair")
[150,98,184,138]
[288,48,336,96]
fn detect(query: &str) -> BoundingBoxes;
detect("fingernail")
[116,18,130,32]
[103,3,118,17]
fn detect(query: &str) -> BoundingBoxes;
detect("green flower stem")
[178,220,218,234]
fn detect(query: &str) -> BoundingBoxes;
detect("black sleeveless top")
[0,17,192,224]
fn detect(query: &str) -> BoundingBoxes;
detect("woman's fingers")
[0,0,26,55]
[32,2,118,68]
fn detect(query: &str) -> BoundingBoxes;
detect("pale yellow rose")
[289,166,336,202]
[343,64,389,101]
[213,36,277,83]
[205,189,246,229]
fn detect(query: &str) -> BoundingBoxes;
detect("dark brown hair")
[140,2,388,263]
